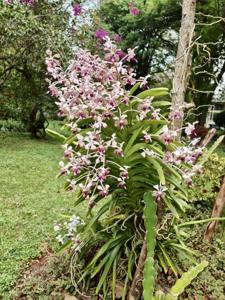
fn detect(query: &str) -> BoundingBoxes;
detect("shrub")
[0,118,25,133]
[47,39,206,299]
[184,228,225,299]
[189,153,225,202]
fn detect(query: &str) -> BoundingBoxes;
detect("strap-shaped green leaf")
[124,126,143,154]
[125,143,164,159]
[151,101,171,107]
[158,243,178,277]
[95,245,121,294]
[148,157,165,185]
[129,82,141,95]
[136,88,169,99]
[46,128,66,142]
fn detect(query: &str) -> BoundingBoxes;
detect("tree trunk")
[171,0,196,134]
[204,176,225,242]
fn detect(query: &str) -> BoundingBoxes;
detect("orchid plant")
[46,39,204,298]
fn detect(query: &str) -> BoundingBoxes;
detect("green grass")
[0,134,76,298]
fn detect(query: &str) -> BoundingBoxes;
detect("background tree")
[0,0,73,136]
[190,0,225,123]
[99,0,181,79]
[99,0,225,125]
[171,0,196,133]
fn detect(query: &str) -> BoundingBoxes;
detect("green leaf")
[127,251,135,280]
[165,261,208,299]
[129,82,140,95]
[112,254,119,300]
[148,157,165,185]
[83,200,110,234]
[125,126,143,154]
[158,254,168,273]
[95,245,121,294]
[87,235,124,269]
[151,101,171,107]
[122,275,129,300]
[163,197,180,219]
[158,243,178,277]
[65,134,77,145]
[90,252,112,279]
[136,88,169,99]
[46,128,66,142]
[178,217,225,228]
[125,143,164,159]
[143,192,157,300]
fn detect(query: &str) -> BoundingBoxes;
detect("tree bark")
[204,176,225,242]
[200,128,216,148]
[171,0,196,134]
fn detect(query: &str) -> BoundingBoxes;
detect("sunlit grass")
[0,134,76,297]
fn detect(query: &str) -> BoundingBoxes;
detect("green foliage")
[0,1,72,135]
[165,261,208,300]
[54,87,198,299]
[100,0,225,123]
[99,0,180,78]
[153,261,208,300]
[183,228,225,299]
[189,153,225,202]
[143,192,157,300]
[0,118,24,132]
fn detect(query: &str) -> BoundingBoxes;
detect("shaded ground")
[0,134,75,298]
[11,246,74,300]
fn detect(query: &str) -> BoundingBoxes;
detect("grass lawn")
[0,134,76,298]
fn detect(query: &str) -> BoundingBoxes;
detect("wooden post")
[204,176,225,242]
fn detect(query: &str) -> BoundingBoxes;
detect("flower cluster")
[54,215,84,250]
[153,185,167,201]
[72,3,82,16]
[46,38,203,206]
[143,139,203,188]
[95,28,109,43]
[128,2,140,16]
[46,40,142,206]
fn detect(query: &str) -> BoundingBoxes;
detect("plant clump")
[46,39,207,299]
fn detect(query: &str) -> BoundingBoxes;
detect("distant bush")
[0,95,22,120]
[0,119,25,133]
[189,153,225,202]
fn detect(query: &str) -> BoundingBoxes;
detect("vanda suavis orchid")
[46,39,204,298]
